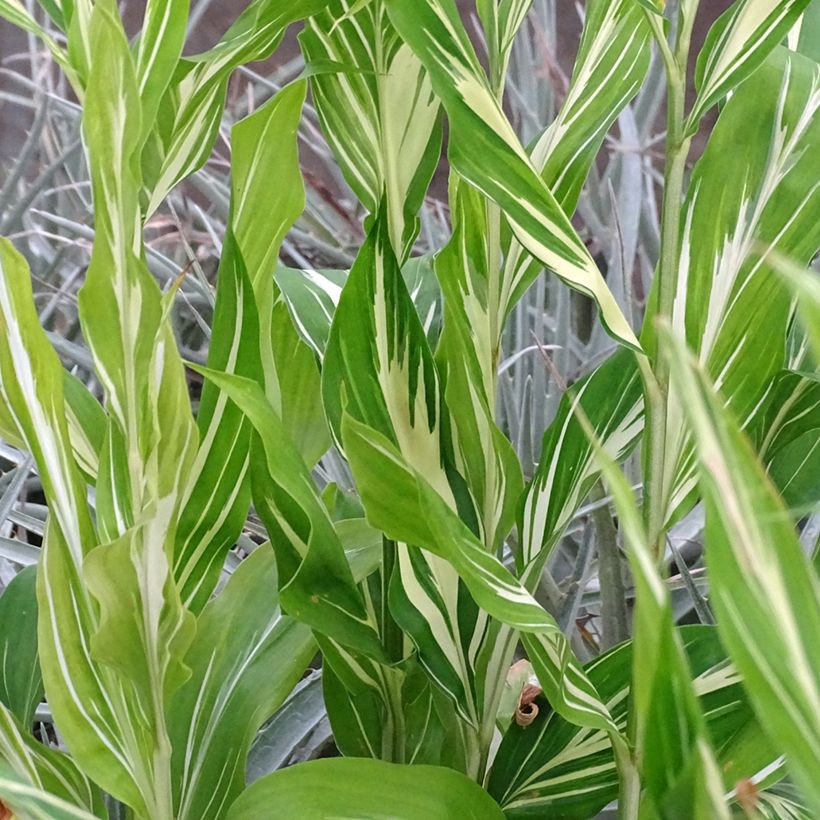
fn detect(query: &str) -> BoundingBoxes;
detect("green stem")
[643,3,697,561]
[591,481,629,650]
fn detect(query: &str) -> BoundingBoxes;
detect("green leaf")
[173,231,257,612]
[341,414,622,738]
[0,763,100,820]
[0,567,42,727]
[0,706,105,818]
[385,0,640,351]
[664,327,820,812]
[755,370,820,512]
[189,365,385,663]
[301,0,441,259]
[770,253,820,363]
[522,350,643,580]
[323,209,485,726]
[645,48,820,523]
[0,240,141,809]
[690,0,811,130]
[225,757,506,819]
[135,0,189,147]
[591,421,729,817]
[168,547,315,820]
[144,0,328,215]
[489,628,773,818]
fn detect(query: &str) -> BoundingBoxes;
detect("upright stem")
[621,6,700,817]
[643,5,696,561]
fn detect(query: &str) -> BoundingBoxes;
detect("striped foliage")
[594,434,730,817]
[488,628,772,818]
[174,83,311,612]
[475,0,534,93]
[385,0,640,351]
[647,49,820,521]
[143,0,328,215]
[521,350,643,580]
[0,238,141,806]
[501,0,650,309]
[0,764,100,820]
[322,211,483,729]
[690,0,811,129]
[191,365,386,664]
[754,370,820,511]
[301,0,441,259]
[168,547,315,820]
[341,415,622,737]
[665,329,820,811]
[0,705,105,818]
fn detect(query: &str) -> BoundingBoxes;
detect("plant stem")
[592,481,629,650]
[643,4,697,561]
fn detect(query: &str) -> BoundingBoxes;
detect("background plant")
[0,0,818,818]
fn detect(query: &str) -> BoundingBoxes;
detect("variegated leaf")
[323,210,483,728]
[476,0,534,93]
[488,628,775,818]
[647,49,820,521]
[689,0,811,129]
[0,239,144,809]
[0,704,105,818]
[169,547,315,820]
[665,328,820,812]
[501,0,651,313]
[593,430,730,817]
[341,415,623,738]
[301,0,441,260]
[143,1,329,215]
[521,350,643,580]
[190,365,386,664]
[0,763,100,820]
[385,0,640,351]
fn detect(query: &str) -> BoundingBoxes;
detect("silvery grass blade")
[384,0,640,351]
[225,758,505,820]
[521,349,643,583]
[0,763,101,820]
[591,424,729,817]
[664,326,820,812]
[0,704,105,817]
[0,239,144,808]
[189,365,386,663]
[753,781,814,819]
[247,670,327,778]
[143,0,329,216]
[0,1,78,87]
[301,0,441,261]
[488,628,773,818]
[645,49,820,524]
[167,546,315,820]
[753,370,820,513]
[322,208,483,729]
[0,566,41,727]
[689,0,811,132]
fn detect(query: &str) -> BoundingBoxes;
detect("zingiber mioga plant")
[0,0,818,817]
